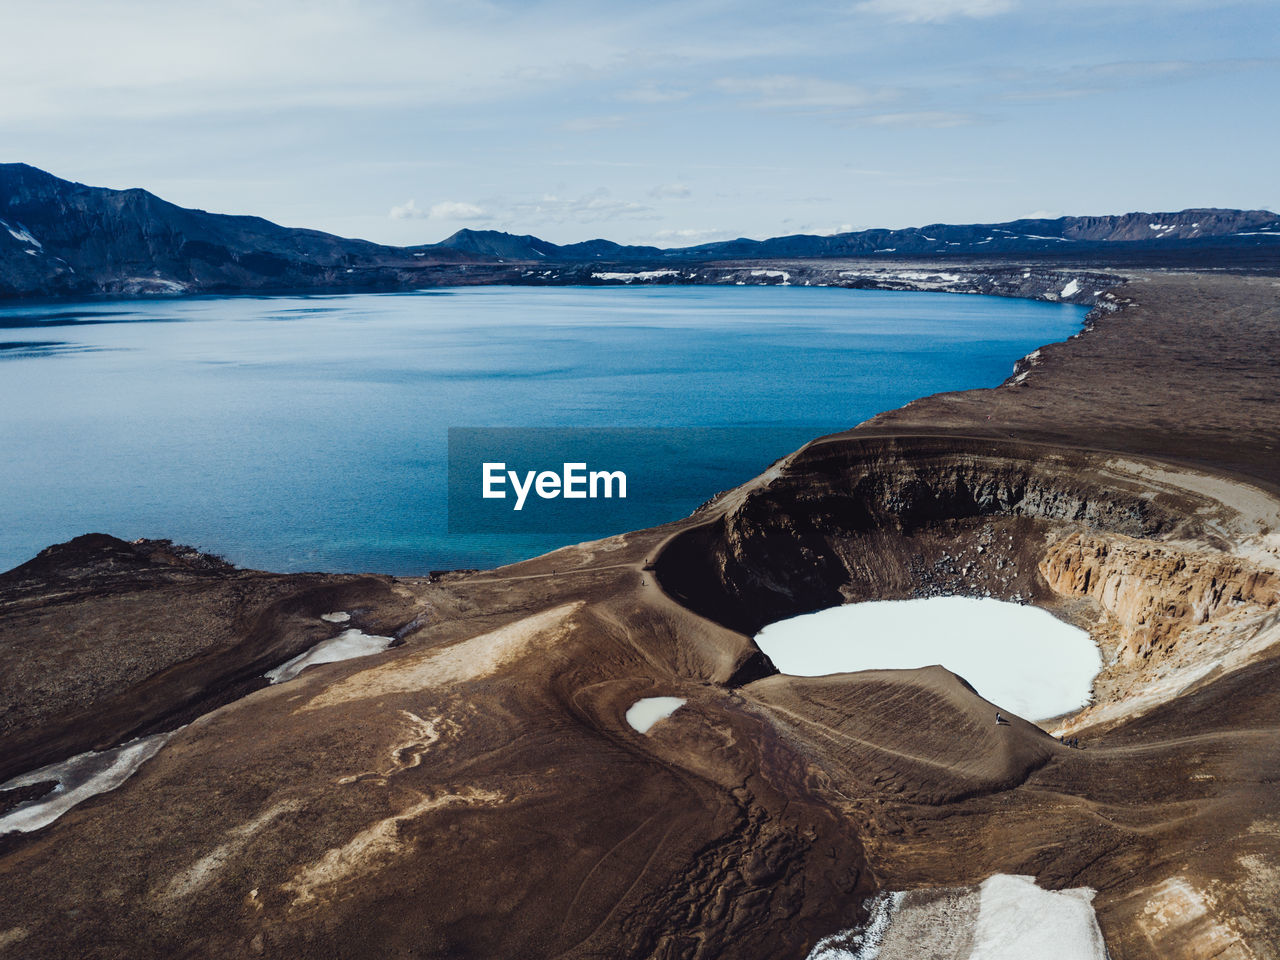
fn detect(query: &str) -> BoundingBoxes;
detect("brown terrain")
[1,268,1278,959]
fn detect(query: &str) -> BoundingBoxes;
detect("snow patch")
[839,270,962,284]
[625,696,685,734]
[266,628,394,684]
[755,596,1099,720]
[1060,279,1080,298]
[320,611,351,623]
[750,269,791,284]
[0,731,178,834]
[891,270,961,282]
[807,892,901,959]
[1,220,42,249]
[591,270,680,282]
[808,875,1106,960]
[969,875,1107,959]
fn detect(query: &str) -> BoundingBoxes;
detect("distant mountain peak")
[1,163,1276,299]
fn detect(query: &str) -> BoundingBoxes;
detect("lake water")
[0,285,1085,574]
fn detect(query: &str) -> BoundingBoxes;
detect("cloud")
[389,199,489,221]
[509,188,657,224]
[428,200,489,220]
[853,0,1018,22]
[389,199,425,220]
[716,75,899,110]
[0,0,645,124]
[618,83,691,104]
[649,183,692,199]
[651,227,730,245]
[561,115,628,132]
[998,56,1280,103]
[393,188,658,228]
[861,110,979,127]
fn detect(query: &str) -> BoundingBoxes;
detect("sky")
[3,0,1278,247]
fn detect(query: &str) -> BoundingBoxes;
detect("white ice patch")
[969,875,1107,959]
[809,876,1106,960]
[320,611,351,623]
[1060,279,1080,298]
[755,596,1099,721]
[591,270,680,282]
[750,269,791,284]
[807,892,901,959]
[887,270,961,282]
[838,270,962,285]
[1,219,42,249]
[625,696,686,734]
[265,628,394,684]
[0,731,177,834]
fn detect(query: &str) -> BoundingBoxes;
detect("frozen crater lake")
[755,596,1100,721]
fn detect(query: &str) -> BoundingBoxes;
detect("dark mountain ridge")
[2,162,1277,298]
[0,163,475,298]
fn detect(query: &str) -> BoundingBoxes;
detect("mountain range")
[2,162,1277,298]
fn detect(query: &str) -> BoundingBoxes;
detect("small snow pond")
[265,627,394,684]
[754,596,1100,721]
[626,697,687,734]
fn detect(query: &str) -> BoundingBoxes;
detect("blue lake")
[0,285,1086,574]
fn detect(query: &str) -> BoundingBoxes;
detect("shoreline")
[0,275,1098,578]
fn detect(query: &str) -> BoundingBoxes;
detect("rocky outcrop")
[1040,532,1280,731]
[1040,533,1278,657]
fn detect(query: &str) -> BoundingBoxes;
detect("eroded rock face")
[1041,534,1279,647]
[1040,532,1280,731]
